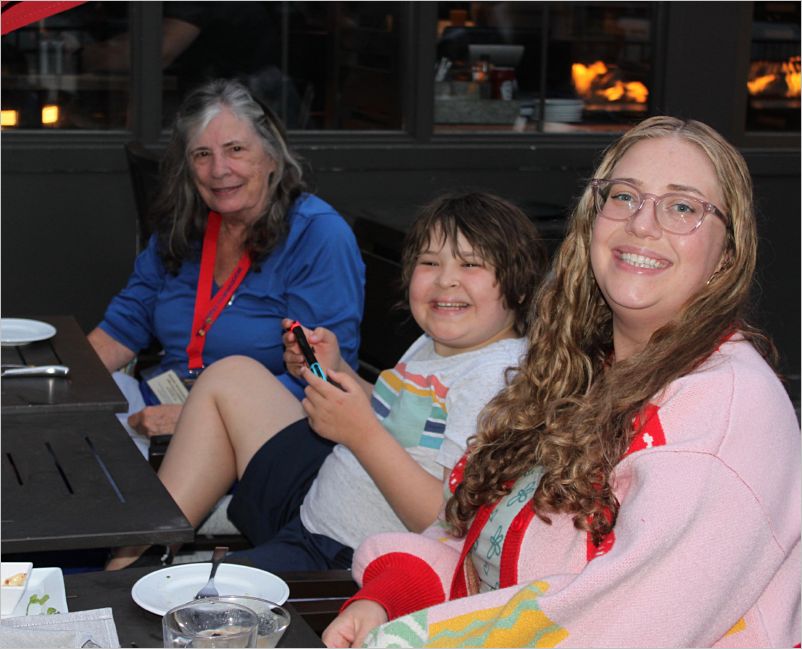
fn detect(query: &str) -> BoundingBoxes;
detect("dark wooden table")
[1,315,127,414]
[64,567,325,647]
[2,408,194,554]
[1,314,193,554]
[278,570,358,635]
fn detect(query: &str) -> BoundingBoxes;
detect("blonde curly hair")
[446,116,777,545]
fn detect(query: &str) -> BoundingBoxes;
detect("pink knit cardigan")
[348,338,801,647]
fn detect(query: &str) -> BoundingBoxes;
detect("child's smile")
[431,300,470,311]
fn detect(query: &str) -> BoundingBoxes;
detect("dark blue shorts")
[229,515,353,572]
[226,418,351,570]
[227,418,333,544]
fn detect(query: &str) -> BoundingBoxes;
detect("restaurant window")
[4,2,799,137]
[433,1,654,134]
[0,2,131,129]
[746,1,800,132]
[0,1,406,132]
[160,1,406,131]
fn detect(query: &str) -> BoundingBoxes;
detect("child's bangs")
[421,212,496,266]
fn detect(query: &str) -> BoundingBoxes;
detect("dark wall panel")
[312,167,588,223]
[1,168,136,333]
[751,171,801,386]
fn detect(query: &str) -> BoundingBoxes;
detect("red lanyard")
[186,211,252,373]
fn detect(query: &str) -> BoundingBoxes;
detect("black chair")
[358,249,421,381]
[124,141,162,251]
[352,217,405,263]
[352,218,421,380]
[124,142,169,466]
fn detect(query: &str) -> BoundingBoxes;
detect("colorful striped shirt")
[301,334,526,550]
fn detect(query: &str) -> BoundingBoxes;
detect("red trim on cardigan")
[342,552,445,620]
[448,453,468,494]
[627,404,666,453]
[499,504,536,588]
[449,502,496,600]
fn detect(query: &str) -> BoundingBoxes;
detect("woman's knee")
[195,356,281,392]
[207,355,270,377]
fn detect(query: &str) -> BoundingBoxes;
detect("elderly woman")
[88,79,365,450]
[324,116,800,648]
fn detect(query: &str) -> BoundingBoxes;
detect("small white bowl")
[1,562,33,617]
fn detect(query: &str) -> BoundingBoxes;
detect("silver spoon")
[194,546,228,599]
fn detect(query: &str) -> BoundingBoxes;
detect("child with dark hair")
[107,191,547,572]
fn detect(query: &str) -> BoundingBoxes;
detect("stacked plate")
[521,99,584,123]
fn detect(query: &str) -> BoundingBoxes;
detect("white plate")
[0,319,57,346]
[2,567,68,618]
[131,563,290,616]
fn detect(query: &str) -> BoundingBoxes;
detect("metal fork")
[194,546,228,599]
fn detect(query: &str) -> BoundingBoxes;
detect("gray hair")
[152,78,306,273]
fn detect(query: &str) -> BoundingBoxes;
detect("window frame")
[1,1,798,150]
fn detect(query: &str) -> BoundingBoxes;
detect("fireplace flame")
[784,56,801,97]
[747,74,776,95]
[747,55,800,98]
[572,61,608,96]
[571,60,648,104]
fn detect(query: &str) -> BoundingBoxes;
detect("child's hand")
[322,599,388,648]
[282,318,342,379]
[300,368,377,448]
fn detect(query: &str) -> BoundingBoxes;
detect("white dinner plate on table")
[0,318,57,346]
[2,567,68,618]
[131,563,290,616]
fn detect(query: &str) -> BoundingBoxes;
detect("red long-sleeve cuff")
[341,552,446,620]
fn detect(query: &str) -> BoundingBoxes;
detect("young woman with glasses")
[322,116,800,648]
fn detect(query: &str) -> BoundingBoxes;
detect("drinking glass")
[209,597,291,648]
[162,599,259,648]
